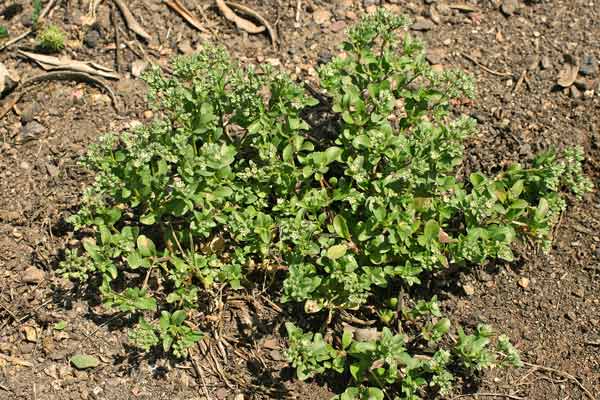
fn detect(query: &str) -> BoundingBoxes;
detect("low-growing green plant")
[32,0,42,28]
[59,8,591,398]
[0,26,8,39]
[36,24,65,52]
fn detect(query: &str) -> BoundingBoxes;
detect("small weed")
[59,8,591,398]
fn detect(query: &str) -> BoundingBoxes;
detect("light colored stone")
[22,266,46,284]
[312,9,332,25]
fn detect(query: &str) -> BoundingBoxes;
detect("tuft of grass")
[36,24,65,52]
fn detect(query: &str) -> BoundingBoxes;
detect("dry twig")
[189,349,212,400]
[0,71,120,119]
[113,0,152,42]
[461,52,513,77]
[165,0,210,34]
[81,0,105,25]
[295,0,302,22]
[522,362,596,400]
[111,3,123,73]
[225,1,277,46]
[215,0,264,33]
[451,393,525,400]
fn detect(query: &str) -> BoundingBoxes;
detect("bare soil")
[0,1,599,399]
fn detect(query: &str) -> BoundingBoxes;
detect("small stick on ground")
[113,0,151,42]
[225,1,277,47]
[165,0,210,34]
[215,0,264,34]
[461,52,513,77]
[82,0,104,25]
[295,0,302,22]
[111,3,122,73]
[191,0,217,35]
[522,362,596,400]
[190,349,212,400]
[513,69,527,93]
[0,71,120,119]
[451,393,525,400]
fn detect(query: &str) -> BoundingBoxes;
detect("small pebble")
[580,55,598,77]
[20,12,33,27]
[411,17,435,31]
[312,9,332,25]
[570,85,582,99]
[19,121,46,143]
[463,283,475,296]
[500,0,519,16]
[518,277,530,289]
[22,266,46,284]
[540,55,552,70]
[20,102,40,123]
[330,20,346,33]
[83,29,100,49]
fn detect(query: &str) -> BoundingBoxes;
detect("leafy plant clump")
[59,8,591,399]
[36,24,65,52]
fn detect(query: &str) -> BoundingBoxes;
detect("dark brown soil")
[0,1,599,399]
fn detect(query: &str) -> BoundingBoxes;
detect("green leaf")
[352,135,370,148]
[535,198,549,220]
[424,220,440,242]
[366,388,384,400]
[140,213,156,225]
[53,321,67,331]
[326,244,347,260]
[510,180,524,198]
[333,215,351,240]
[325,146,343,163]
[137,235,157,257]
[159,311,171,332]
[282,144,294,163]
[171,310,187,326]
[70,354,99,369]
[342,329,353,350]
[127,251,143,269]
